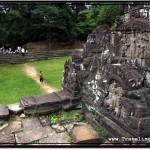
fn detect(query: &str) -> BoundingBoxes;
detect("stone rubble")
[0,116,102,145]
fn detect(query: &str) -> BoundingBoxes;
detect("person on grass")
[39,71,44,83]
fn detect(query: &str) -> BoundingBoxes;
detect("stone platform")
[0,116,100,145]
[20,91,81,115]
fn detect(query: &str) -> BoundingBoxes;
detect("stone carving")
[62,3,150,139]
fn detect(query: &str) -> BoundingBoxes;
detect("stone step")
[70,124,100,144]
[0,51,72,64]
[20,90,81,115]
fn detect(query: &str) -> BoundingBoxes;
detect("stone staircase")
[0,50,74,64]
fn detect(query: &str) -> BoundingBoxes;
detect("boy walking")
[39,71,44,83]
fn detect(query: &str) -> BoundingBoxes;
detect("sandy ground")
[23,64,57,93]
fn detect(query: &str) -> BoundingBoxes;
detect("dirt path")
[23,64,57,93]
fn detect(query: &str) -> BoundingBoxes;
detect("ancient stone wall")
[62,3,150,140]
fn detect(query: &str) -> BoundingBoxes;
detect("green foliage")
[95,127,107,144]
[97,3,124,27]
[0,2,124,47]
[37,109,84,124]
[50,109,83,124]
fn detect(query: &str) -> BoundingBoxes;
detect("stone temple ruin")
[62,3,150,140]
[1,3,150,145]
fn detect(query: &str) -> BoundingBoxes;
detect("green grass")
[0,56,71,104]
[50,109,84,124]
[27,56,71,90]
[31,109,85,124]
[0,64,45,104]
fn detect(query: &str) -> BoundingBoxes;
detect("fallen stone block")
[20,93,62,115]
[15,126,55,144]
[0,105,9,120]
[70,124,100,144]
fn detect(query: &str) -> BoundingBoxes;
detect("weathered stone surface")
[0,105,9,119]
[1,121,21,134]
[0,134,16,144]
[20,91,81,115]
[15,126,55,144]
[20,93,62,114]
[7,103,23,114]
[22,117,42,130]
[62,123,74,133]
[20,96,37,108]
[52,124,66,133]
[39,132,70,144]
[34,92,61,114]
[0,123,9,131]
[70,124,100,143]
[34,93,62,105]
[39,117,51,127]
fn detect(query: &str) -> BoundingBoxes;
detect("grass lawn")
[0,64,45,104]
[0,56,71,104]
[27,56,72,90]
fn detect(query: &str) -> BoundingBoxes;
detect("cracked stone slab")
[39,132,70,144]
[22,117,42,130]
[1,121,22,134]
[0,105,9,119]
[70,124,100,143]
[0,134,16,144]
[7,103,23,114]
[15,126,55,144]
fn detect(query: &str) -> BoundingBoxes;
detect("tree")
[97,3,124,27]
[0,2,125,49]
